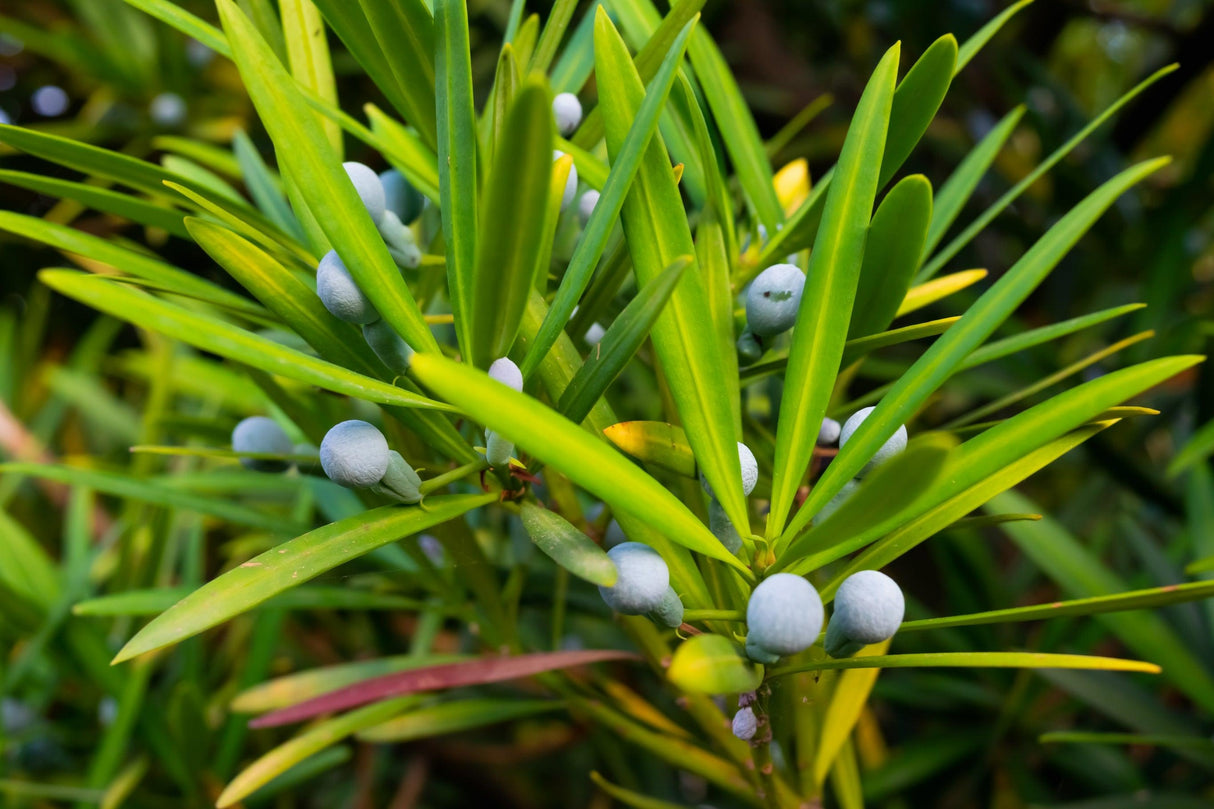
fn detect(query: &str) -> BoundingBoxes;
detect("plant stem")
[418,458,488,495]
[683,609,746,622]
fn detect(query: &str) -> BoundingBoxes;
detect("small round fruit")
[839,406,907,476]
[379,168,425,224]
[342,161,386,225]
[732,706,757,741]
[317,250,380,324]
[745,573,824,659]
[554,150,578,210]
[598,542,669,614]
[702,442,759,499]
[577,189,599,226]
[825,570,905,657]
[553,92,583,136]
[818,417,841,446]
[319,420,390,489]
[231,416,292,472]
[816,478,860,524]
[488,357,524,392]
[745,263,805,338]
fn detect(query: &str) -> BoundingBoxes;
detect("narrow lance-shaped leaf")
[782,157,1173,544]
[215,0,438,353]
[0,170,190,238]
[848,174,933,339]
[280,0,341,155]
[918,64,1178,281]
[520,502,618,586]
[593,10,749,535]
[38,270,449,411]
[409,353,754,576]
[469,80,554,367]
[769,652,1161,678]
[521,15,698,379]
[357,698,563,743]
[113,494,495,663]
[558,256,690,424]
[435,0,480,359]
[356,0,438,148]
[767,43,899,539]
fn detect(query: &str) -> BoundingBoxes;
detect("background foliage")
[2,1,1213,807]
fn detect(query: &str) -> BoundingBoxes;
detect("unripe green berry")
[825,570,904,658]
[317,250,380,325]
[840,406,907,477]
[553,92,583,136]
[708,498,742,554]
[736,331,764,366]
[598,542,669,614]
[231,416,292,472]
[379,168,424,224]
[745,573,824,660]
[320,420,389,488]
[745,263,805,338]
[554,150,578,210]
[343,161,386,225]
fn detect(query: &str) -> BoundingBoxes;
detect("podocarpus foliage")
[1,0,1212,806]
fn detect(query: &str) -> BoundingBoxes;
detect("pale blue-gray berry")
[818,417,841,445]
[583,321,605,345]
[648,586,684,628]
[317,250,380,325]
[554,150,578,210]
[736,331,763,366]
[362,320,414,375]
[485,431,514,467]
[598,542,669,614]
[839,406,907,477]
[577,189,599,226]
[825,570,904,658]
[816,478,859,524]
[343,161,386,225]
[320,420,390,488]
[732,706,757,740]
[745,573,824,661]
[709,499,742,554]
[745,263,805,338]
[702,442,759,499]
[485,358,523,467]
[488,357,524,391]
[231,416,292,472]
[149,92,187,126]
[379,168,425,224]
[553,92,582,136]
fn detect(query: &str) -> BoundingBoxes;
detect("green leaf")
[469,80,554,366]
[114,494,493,663]
[918,65,1178,281]
[1039,732,1214,754]
[1168,418,1214,478]
[520,502,619,586]
[521,15,697,379]
[0,463,299,535]
[232,129,303,239]
[217,697,418,807]
[409,353,753,577]
[357,698,562,742]
[769,651,1160,678]
[877,35,956,188]
[603,421,696,478]
[73,586,429,616]
[813,641,890,786]
[921,105,1024,262]
[849,174,933,339]
[280,0,341,155]
[38,270,450,410]
[757,36,953,267]
[767,43,899,539]
[557,256,690,424]
[434,0,480,360]
[992,489,1214,712]
[549,1,602,93]
[684,24,782,230]
[0,169,189,238]
[216,0,438,354]
[589,772,689,809]
[355,0,437,148]
[364,104,441,200]
[120,0,231,56]
[955,0,1033,72]
[310,0,436,149]
[776,433,956,571]
[900,579,1214,633]
[594,10,750,536]
[529,0,578,73]
[667,634,763,694]
[961,303,1146,371]
[786,157,1172,543]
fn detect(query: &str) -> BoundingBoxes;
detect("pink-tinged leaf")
[251,649,639,727]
